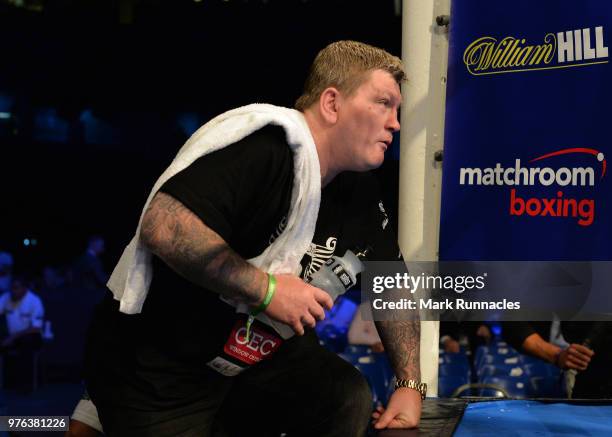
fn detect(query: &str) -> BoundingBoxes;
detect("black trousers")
[573,359,612,399]
[87,331,373,437]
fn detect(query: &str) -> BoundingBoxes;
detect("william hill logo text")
[464,26,608,75]
[459,148,607,227]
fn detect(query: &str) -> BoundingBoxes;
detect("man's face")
[335,69,401,171]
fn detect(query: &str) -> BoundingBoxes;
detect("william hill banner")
[440,0,611,262]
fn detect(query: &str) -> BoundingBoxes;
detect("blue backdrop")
[440,0,611,261]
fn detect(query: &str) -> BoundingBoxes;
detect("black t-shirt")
[86,124,400,408]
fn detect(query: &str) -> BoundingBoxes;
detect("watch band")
[394,378,427,400]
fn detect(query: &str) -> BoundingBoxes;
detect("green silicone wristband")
[245,274,277,342]
[253,273,276,315]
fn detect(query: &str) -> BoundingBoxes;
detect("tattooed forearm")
[140,192,267,306]
[375,320,420,380]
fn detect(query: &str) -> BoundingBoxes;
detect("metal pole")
[400,0,450,396]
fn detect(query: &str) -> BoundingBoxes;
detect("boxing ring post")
[398,0,450,396]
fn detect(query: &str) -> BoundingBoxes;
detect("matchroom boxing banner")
[440,0,611,262]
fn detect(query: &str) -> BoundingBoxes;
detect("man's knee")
[318,364,372,437]
[65,420,102,437]
[333,364,373,415]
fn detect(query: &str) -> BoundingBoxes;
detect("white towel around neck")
[107,103,321,316]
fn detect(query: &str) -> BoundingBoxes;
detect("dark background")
[0,0,403,274]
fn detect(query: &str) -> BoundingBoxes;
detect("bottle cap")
[343,249,365,276]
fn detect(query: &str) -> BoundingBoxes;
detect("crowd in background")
[0,236,107,390]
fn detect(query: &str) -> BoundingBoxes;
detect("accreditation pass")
[0,416,69,431]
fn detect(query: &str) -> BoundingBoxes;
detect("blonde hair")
[295,40,405,111]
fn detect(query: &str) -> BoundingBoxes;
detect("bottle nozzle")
[355,246,372,260]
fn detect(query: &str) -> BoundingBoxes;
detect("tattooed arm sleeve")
[140,191,267,306]
[375,320,421,380]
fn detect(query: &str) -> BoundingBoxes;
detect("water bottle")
[207,247,370,376]
[263,247,369,339]
[307,247,369,302]
[247,247,370,339]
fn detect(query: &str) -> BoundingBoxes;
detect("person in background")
[440,321,492,354]
[502,321,611,398]
[0,275,45,389]
[503,322,593,372]
[71,236,107,299]
[0,275,44,351]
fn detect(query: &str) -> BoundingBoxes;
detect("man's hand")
[264,274,333,335]
[556,344,594,370]
[371,388,422,429]
[374,319,422,427]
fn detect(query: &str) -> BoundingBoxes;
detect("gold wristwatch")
[394,378,427,400]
